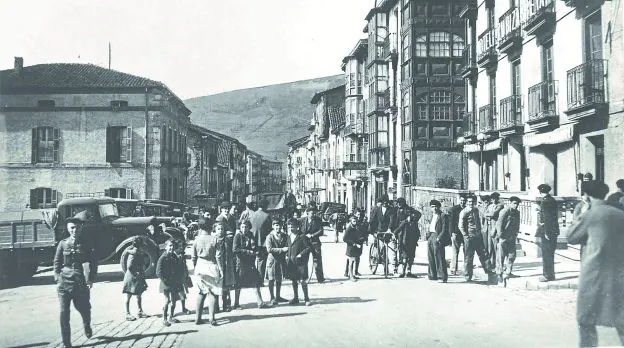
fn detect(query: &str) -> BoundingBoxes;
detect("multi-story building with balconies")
[460,0,624,196]
[187,124,221,206]
[287,136,309,204]
[0,58,191,211]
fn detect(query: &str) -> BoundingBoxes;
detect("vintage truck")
[0,197,184,288]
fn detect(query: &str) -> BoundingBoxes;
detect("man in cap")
[368,194,397,276]
[484,192,504,268]
[216,201,236,233]
[448,194,467,275]
[536,184,559,282]
[53,211,97,348]
[426,200,450,282]
[249,199,273,283]
[300,203,325,282]
[495,196,521,286]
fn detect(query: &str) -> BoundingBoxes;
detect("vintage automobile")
[143,199,187,217]
[319,202,348,227]
[114,198,172,218]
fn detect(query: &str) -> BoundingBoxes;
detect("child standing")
[122,238,149,321]
[265,219,289,306]
[232,220,267,309]
[285,218,312,306]
[343,215,363,282]
[175,241,192,316]
[156,239,185,326]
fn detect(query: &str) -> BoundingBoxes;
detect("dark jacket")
[343,223,364,257]
[286,232,312,280]
[393,219,421,249]
[156,252,185,292]
[448,204,465,238]
[536,194,560,238]
[496,206,520,240]
[369,206,395,234]
[427,212,450,247]
[391,206,417,229]
[299,215,324,244]
[249,210,272,247]
[53,237,97,292]
[216,213,237,234]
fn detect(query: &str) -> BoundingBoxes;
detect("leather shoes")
[84,325,93,339]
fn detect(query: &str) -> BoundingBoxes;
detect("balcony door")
[584,11,602,61]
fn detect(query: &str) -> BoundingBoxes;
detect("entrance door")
[590,135,605,182]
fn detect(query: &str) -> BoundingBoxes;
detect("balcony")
[527,80,559,129]
[383,88,397,113]
[498,7,523,54]
[383,33,398,62]
[366,94,388,115]
[564,59,607,121]
[522,0,556,38]
[499,95,524,136]
[459,44,477,79]
[478,104,498,134]
[370,147,391,168]
[462,111,477,139]
[459,0,478,20]
[344,122,355,137]
[477,28,498,69]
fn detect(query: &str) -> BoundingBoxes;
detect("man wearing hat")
[426,200,450,282]
[53,211,97,348]
[536,184,559,282]
[250,199,273,284]
[368,194,396,276]
[484,192,504,268]
[300,203,325,283]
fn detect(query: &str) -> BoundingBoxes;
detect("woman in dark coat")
[232,220,267,309]
[343,215,363,281]
[122,238,148,321]
[393,210,421,278]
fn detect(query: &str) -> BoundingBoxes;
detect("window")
[452,35,465,57]
[30,187,58,209]
[105,188,133,199]
[402,3,411,26]
[487,7,495,29]
[489,73,497,106]
[402,34,411,62]
[585,11,602,60]
[431,4,448,16]
[37,100,55,108]
[402,91,412,141]
[429,32,451,57]
[416,63,426,75]
[31,127,60,164]
[415,35,427,57]
[541,41,554,82]
[111,100,129,110]
[414,4,426,17]
[106,126,133,163]
[416,93,428,120]
[376,115,389,148]
[511,60,521,97]
[431,63,450,75]
[432,126,451,137]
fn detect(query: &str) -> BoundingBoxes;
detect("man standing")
[239,201,257,225]
[606,179,624,209]
[426,200,449,283]
[567,181,624,347]
[368,195,396,275]
[54,211,97,348]
[300,204,325,283]
[390,197,413,274]
[535,184,559,282]
[458,196,493,282]
[495,196,521,286]
[448,194,467,275]
[484,192,504,269]
[216,201,236,233]
[249,199,272,282]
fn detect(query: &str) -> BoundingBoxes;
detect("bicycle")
[368,231,397,278]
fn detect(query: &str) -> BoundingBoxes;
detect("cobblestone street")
[1,231,621,348]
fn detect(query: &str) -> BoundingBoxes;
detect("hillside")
[185,75,344,161]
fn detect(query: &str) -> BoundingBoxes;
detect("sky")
[1,0,374,99]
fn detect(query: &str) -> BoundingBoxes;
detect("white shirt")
[429,213,439,233]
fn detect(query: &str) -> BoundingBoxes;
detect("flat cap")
[219,201,231,209]
[429,199,441,208]
[396,197,406,204]
[537,184,552,193]
[490,192,500,199]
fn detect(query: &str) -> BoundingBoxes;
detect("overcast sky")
[1,0,374,99]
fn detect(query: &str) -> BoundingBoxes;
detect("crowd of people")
[52,179,624,347]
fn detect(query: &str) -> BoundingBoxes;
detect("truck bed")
[0,210,56,250]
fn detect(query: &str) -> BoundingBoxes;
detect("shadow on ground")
[76,330,198,347]
[7,343,50,348]
[222,311,306,324]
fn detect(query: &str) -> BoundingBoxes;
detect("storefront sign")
[342,161,367,170]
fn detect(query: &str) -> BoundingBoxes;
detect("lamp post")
[476,132,489,191]
[456,136,466,189]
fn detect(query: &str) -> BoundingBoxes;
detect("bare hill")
[185,75,344,161]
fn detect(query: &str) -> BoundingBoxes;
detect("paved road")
[0,230,621,348]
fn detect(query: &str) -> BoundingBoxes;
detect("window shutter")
[51,190,58,207]
[104,189,111,197]
[125,127,133,163]
[106,127,113,163]
[30,189,37,208]
[31,128,38,164]
[53,128,60,163]
[125,188,133,199]
[120,128,127,162]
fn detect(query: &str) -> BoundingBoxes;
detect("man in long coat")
[535,184,560,282]
[249,199,272,284]
[566,181,624,347]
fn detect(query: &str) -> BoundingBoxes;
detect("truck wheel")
[120,245,158,278]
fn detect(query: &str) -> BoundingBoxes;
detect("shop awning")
[523,124,574,147]
[463,138,502,153]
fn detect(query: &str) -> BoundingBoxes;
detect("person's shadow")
[221,311,306,324]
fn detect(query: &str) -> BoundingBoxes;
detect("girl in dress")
[122,238,149,321]
[343,215,363,281]
[232,220,268,309]
[265,219,289,305]
[193,220,224,326]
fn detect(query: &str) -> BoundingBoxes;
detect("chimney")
[14,57,23,75]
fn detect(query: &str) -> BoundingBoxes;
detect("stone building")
[246,150,263,202]
[0,59,190,211]
[261,159,285,193]
[186,124,221,206]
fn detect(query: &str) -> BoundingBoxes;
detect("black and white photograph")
[1,0,624,347]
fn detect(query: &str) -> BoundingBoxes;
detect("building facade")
[246,150,262,202]
[0,59,190,211]
[287,136,310,204]
[186,124,221,206]
[460,0,624,196]
[261,159,285,193]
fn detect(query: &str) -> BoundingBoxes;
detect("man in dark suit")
[286,218,312,306]
[536,184,560,282]
[249,199,272,283]
[300,204,325,283]
[448,194,467,275]
[368,194,397,275]
[426,200,450,282]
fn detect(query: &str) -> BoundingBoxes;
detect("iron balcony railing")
[520,0,555,25]
[478,104,497,132]
[383,33,398,59]
[499,7,521,44]
[528,80,558,121]
[459,44,475,71]
[499,95,523,128]
[566,59,606,110]
[477,27,497,61]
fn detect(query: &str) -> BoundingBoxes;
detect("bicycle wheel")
[369,242,379,275]
[383,242,390,278]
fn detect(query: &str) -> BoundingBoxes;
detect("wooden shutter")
[125,188,133,199]
[30,189,37,209]
[51,190,58,207]
[125,127,133,163]
[31,128,38,164]
[53,128,60,163]
[106,127,113,163]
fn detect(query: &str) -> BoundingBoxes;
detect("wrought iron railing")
[528,80,558,121]
[521,0,555,25]
[478,104,497,132]
[499,95,523,128]
[477,28,497,61]
[498,6,521,44]
[566,59,606,110]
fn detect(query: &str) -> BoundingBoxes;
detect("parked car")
[319,202,348,226]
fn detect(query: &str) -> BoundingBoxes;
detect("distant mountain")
[185,75,344,161]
